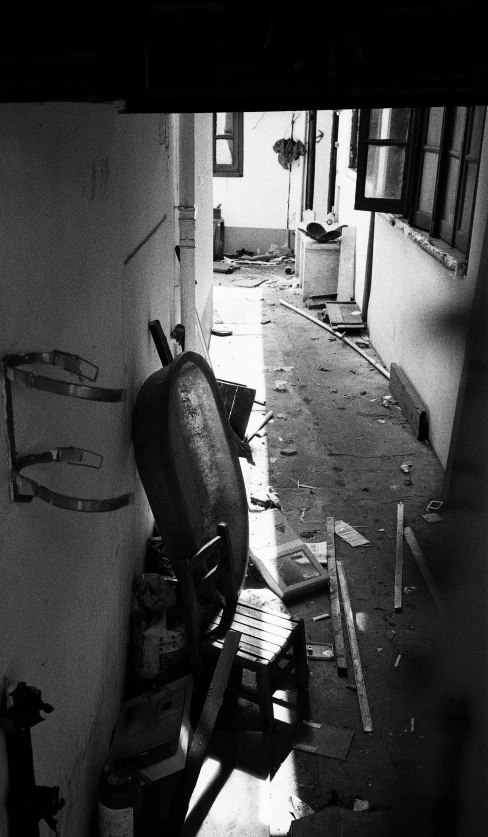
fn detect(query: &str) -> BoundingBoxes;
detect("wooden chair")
[172,523,309,731]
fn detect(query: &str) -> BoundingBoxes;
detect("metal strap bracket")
[12,448,132,513]
[4,351,126,402]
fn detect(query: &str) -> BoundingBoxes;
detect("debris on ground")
[275,380,288,391]
[272,365,294,372]
[353,798,370,812]
[289,795,315,819]
[250,490,281,510]
[334,521,370,547]
[211,328,233,336]
[292,721,354,761]
[312,612,330,621]
[300,529,319,538]
[306,643,334,659]
[307,541,327,564]
[394,654,402,667]
[422,512,444,523]
[426,499,443,511]
[280,447,298,456]
[400,462,412,473]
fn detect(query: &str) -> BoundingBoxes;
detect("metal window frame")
[213,111,244,177]
[354,108,413,213]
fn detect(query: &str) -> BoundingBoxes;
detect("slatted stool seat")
[201,599,309,731]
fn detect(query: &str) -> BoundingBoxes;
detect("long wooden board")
[390,363,428,440]
[336,226,356,301]
[394,501,404,613]
[165,631,241,836]
[404,526,444,615]
[326,517,348,675]
[336,561,372,732]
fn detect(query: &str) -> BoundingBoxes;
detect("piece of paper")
[334,520,370,547]
[307,541,327,564]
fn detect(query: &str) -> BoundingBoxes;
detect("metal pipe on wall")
[178,112,197,352]
[305,110,317,210]
[361,211,375,322]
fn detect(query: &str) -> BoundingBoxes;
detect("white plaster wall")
[0,103,185,836]
[334,109,488,469]
[213,111,302,231]
[335,110,371,307]
[368,215,477,466]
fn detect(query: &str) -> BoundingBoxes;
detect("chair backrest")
[173,522,238,678]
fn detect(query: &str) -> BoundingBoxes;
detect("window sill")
[381,214,468,279]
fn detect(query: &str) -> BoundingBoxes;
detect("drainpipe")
[327,112,339,215]
[178,112,197,352]
[305,110,317,210]
[361,211,376,323]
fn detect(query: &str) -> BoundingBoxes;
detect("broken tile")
[334,520,370,547]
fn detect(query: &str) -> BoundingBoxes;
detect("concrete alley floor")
[208,263,450,836]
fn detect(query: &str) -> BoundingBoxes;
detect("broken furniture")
[1,350,131,512]
[132,352,309,731]
[173,522,309,731]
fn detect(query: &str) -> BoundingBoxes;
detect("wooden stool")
[202,599,309,731]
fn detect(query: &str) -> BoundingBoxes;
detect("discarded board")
[326,518,348,675]
[335,520,370,547]
[108,676,193,782]
[249,509,329,602]
[394,501,404,613]
[165,631,241,836]
[336,561,372,732]
[293,721,354,761]
[404,526,444,615]
[325,302,364,332]
[389,363,428,440]
[336,226,356,301]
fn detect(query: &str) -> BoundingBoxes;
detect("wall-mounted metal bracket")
[12,447,132,513]
[1,352,132,512]
[4,351,126,402]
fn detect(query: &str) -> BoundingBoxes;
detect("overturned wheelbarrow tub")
[132,351,249,598]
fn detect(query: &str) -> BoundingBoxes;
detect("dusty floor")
[204,263,449,836]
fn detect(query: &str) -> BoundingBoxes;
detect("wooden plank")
[326,517,348,675]
[336,561,373,732]
[404,526,445,615]
[394,501,404,613]
[338,303,363,329]
[207,610,290,643]
[149,318,174,366]
[336,226,356,301]
[165,630,241,837]
[390,363,428,440]
[326,302,345,327]
[235,601,294,626]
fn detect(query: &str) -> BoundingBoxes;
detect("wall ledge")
[381,214,468,279]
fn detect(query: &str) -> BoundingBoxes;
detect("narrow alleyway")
[204,263,449,836]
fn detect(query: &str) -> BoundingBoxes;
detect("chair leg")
[293,619,309,720]
[256,663,275,732]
